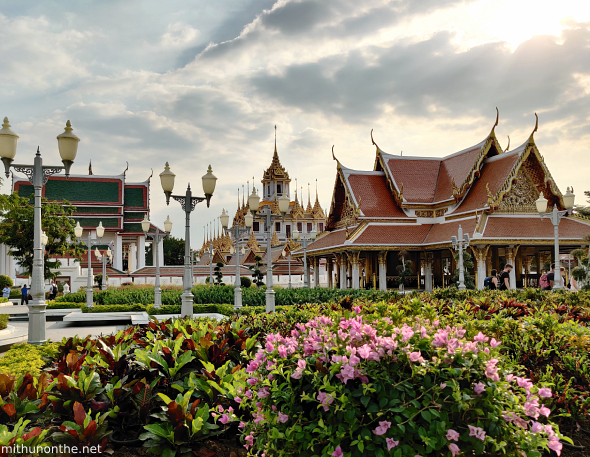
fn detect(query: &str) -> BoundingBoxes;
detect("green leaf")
[421,410,431,422]
[360,396,370,408]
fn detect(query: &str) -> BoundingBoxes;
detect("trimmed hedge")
[80,303,147,313]
[0,297,8,304]
[0,343,58,377]
[0,314,8,330]
[45,301,81,310]
[146,303,235,316]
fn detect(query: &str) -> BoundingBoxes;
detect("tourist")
[499,264,512,291]
[48,281,58,300]
[2,285,10,298]
[20,284,29,305]
[484,269,499,290]
[560,267,567,289]
[543,264,556,290]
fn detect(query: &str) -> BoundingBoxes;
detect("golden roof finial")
[271,229,280,247]
[206,223,208,243]
[529,113,538,143]
[306,182,312,213]
[315,179,319,203]
[371,128,380,151]
[504,135,510,152]
[274,124,277,157]
[89,160,93,175]
[494,107,499,129]
[242,184,245,209]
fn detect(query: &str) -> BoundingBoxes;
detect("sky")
[1,0,589,248]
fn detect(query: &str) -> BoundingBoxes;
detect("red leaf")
[1,403,16,418]
[73,401,86,427]
[83,420,97,438]
[21,427,43,441]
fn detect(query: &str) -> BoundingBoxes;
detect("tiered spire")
[263,125,290,183]
[311,179,325,219]
[305,183,313,213]
[247,230,260,252]
[271,230,280,247]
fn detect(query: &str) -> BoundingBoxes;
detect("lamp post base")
[181,292,193,317]
[234,286,243,309]
[265,288,275,313]
[27,302,47,345]
[86,288,94,308]
[154,288,162,309]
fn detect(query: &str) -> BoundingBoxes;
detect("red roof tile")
[354,224,431,245]
[423,218,477,244]
[304,229,349,253]
[455,153,519,213]
[347,173,406,218]
[483,217,590,239]
[386,158,440,203]
[435,147,482,202]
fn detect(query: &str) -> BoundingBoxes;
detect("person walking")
[2,285,10,298]
[20,284,29,305]
[484,269,499,290]
[499,264,513,291]
[48,281,58,300]
[543,264,556,291]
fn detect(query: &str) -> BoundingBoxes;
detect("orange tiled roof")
[424,218,477,244]
[483,216,590,239]
[354,224,432,245]
[455,152,520,214]
[300,229,350,253]
[346,172,407,218]
[435,146,482,202]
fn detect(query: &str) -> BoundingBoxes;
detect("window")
[253,221,260,232]
[275,222,281,232]
[307,222,313,232]
[277,184,282,195]
[297,222,302,232]
[318,223,324,232]
[286,225,291,239]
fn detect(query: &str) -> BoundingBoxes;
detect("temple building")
[293,112,590,290]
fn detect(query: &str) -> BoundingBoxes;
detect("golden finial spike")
[332,145,337,161]
[494,107,499,128]
[533,113,538,134]
[371,129,375,146]
[315,178,319,203]
[504,135,510,152]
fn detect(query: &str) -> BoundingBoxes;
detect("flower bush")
[238,310,568,457]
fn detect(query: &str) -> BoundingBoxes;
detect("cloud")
[160,22,200,48]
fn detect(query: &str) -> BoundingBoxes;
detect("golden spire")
[306,182,313,213]
[271,230,280,247]
[242,184,245,209]
[263,125,290,182]
[528,113,538,144]
[247,230,260,252]
[312,179,324,219]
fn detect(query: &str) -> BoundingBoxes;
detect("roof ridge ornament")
[504,136,510,152]
[370,129,380,151]
[494,107,499,129]
[529,113,538,143]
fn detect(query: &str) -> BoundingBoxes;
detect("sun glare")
[481,0,590,49]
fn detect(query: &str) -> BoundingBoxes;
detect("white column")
[313,258,320,288]
[327,259,333,288]
[114,235,123,271]
[339,254,347,289]
[138,236,146,269]
[158,239,165,267]
[477,258,486,290]
[350,252,360,290]
[129,243,137,272]
[425,260,433,293]
[378,251,387,291]
[507,245,517,289]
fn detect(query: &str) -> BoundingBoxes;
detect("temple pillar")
[327,258,333,288]
[339,253,347,289]
[129,243,137,272]
[506,245,519,290]
[348,251,361,290]
[114,235,123,271]
[486,249,493,277]
[424,253,433,293]
[158,239,165,267]
[471,245,489,290]
[305,258,311,287]
[378,251,387,291]
[138,236,146,269]
[313,257,320,288]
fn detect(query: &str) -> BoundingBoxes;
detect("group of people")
[484,263,578,291]
[1,281,64,306]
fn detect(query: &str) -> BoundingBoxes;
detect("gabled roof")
[342,169,407,218]
[482,216,590,239]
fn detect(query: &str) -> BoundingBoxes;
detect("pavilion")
[293,112,590,290]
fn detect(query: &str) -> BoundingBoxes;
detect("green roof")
[124,212,146,219]
[123,222,144,233]
[73,218,120,228]
[75,206,121,214]
[124,187,145,208]
[18,180,120,203]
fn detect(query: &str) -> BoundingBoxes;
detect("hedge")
[45,301,81,310]
[80,303,147,313]
[0,314,8,330]
[146,303,235,316]
[0,297,8,304]
[0,343,58,377]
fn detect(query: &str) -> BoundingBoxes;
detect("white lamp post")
[75,221,105,306]
[536,189,575,290]
[282,249,292,289]
[95,246,112,291]
[0,118,79,344]
[221,201,253,309]
[142,215,172,308]
[451,225,470,290]
[293,227,317,288]
[248,188,289,312]
[160,162,216,317]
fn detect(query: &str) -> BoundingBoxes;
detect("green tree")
[249,255,264,288]
[396,249,413,290]
[451,250,476,290]
[575,190,590,217]
[0,193,84,279]
[145,236,185,265]
[213,262,224,286]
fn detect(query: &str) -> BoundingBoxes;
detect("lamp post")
[95,246,112,291]
[451,225,470,291]
[160,162,217,317]
[0,118,80,344]
[248,187,290,312]
[536,189,575,290]
[220,204,253,309]
[142,215,172,308]
[293,228,317,288]
[75,221,106,306]
[282,249,292,289]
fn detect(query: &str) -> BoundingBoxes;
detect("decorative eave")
[373,130,405,206]
[326,146,362,231]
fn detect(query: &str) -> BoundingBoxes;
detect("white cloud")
[160,22,200,48]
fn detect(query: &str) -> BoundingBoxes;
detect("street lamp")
[160,162,216,317]
[95,246,113,291]
[282,249,292,289]
[536,189,575,290]
[142,215,172,308]
[248,188,290,312]
[221,201,253,309]
[293,227,317,288]
[0,118,79,344]
[451,225,470,291]
[75,221,105,306]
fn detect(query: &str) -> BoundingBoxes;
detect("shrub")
[239,313,567,457]
[46,301,81,310]
[146,303,234,316]
[81,303,147,313]
[0,343,58,378]
[0,275,13,289]
[0,314,8,330]
[0,297,9,303]
[241,276,252,288]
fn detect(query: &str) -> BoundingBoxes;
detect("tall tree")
[0,192,84,279]
[145,236,186,266]
[575,191,590,217]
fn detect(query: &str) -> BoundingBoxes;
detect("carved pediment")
[497,168,538,213]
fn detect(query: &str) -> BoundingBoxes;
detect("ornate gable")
[496,168,538,213]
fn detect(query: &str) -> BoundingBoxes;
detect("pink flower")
[468,425,486,441]
[219,414,230,424]
[247,378,258,386]
[386,438,399,450]
[277,412,289,423]
[530,422,544,433]
[332,446,344,457]
[244,390,253,399]
[358,345,371,359]
[234,396,242,403]
[539,406,551,417]
[440,383,447,389]
[490,338,501,348]
[373,420,392,436]
[548,437,562,456]
[538,387,552,398]
[278,345,287,358]
[297,359,307,370]
[449,443,460,456]
[409,351,423,363]
[238,421,246,429]
[473,332,489,343]
[473,382,486,396]
[446,429,460,441]
[291,370,303,379]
